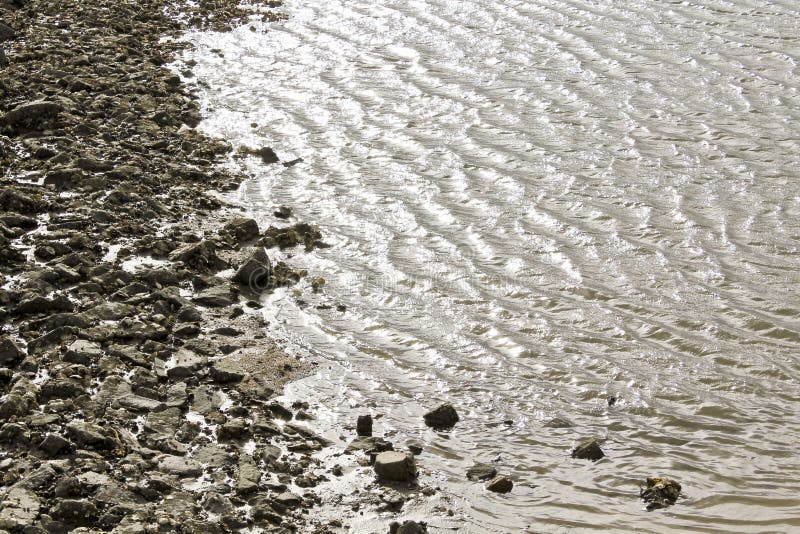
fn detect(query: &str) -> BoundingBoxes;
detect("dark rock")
[0,336,25,366]
[38,433,72,457]
[63,339,102,365]
[466,463,497,481]
[223,217,259,243]
[273,205,292,219]
[374,451,416,481]
[272,491,302,510]
[193,284,236,307]
[282,158,303,168]
[571,438,605,461]
[640,477,681,510]
[389,520,428,534]
[256,147,279,164]
[166,349,207,380]
[169,240,226,272]
[423,403,459,429]
[233,247,271,290]
[50,499,99,526]
[267,401,293,420]
[66,421,112,450]
[261,222,326,251]
[356,414,373,437]
[0,21,16,41]
[486,476,513,493]
[176,305,202,323]
[15,294,74,315]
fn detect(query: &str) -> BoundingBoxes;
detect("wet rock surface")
[640,477,681,510]
[423,402,460,429]
[571,438,605,461]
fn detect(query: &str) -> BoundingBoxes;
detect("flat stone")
[166,349,207,380]
[0,100,63,130]
[157,455,203,478]
[423,403,459,429]
[0,487,40,528]
[63,339,102,365]
[485,476,513,493]
[374,451,416,482]
[345,436,393,454]
[210,359,246,383]
[144,407,181,436]
[66,421,110,449]
[273,491,302,509]
[193,284,235,308]
[118,394,167,413]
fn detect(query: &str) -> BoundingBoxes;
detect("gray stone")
[210,359,246,383]
[0,487,39,529]
[166,349,207,380]
[62,339,102,366]
[193,284,235,308]
[236,457,261,495]
[175,305,202,323]
[169,241,226,272]
[66,421,110,449]
[272,491,302,509]
[485,476,513,493]
[223,217,260,243]
[374,451,416,482]
[50,499,98,526]
[346,436,393,454]
[144,407,181,436]
[423,403,459,429]
[157,455,203,478]
[118,394,167,413]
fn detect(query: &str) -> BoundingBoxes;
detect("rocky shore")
[0,0,361,531]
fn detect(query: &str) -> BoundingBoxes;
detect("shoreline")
[0,1,363,531]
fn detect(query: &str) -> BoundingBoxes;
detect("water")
[181,0,800,531]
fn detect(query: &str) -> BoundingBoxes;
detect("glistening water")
[181,0,800,531]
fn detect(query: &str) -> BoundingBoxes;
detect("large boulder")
[374,451,416,482]
[169,240,226,272]
[223,217,260,244]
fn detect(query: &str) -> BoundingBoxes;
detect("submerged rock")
[640,476,681,510]
[374,451,416,482]
[389,520,428,534]
[485,476,513,493]
[571,438,605,461]
[423,403,459,429]
[466,463,497,481]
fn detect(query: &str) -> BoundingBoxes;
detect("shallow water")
[183,0,800,531]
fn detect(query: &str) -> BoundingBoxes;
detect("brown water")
[182,0,800,531]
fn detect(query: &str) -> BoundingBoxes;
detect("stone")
[356,414,373,437]
[157,455,203,478]
[0,21,15,42]
[38,433,72,457]
[256,147,279,164]
[0,487,39,528]
[389,520,428,534]
[423,403,459,429]
[272,491,302,510]
[169,241,226,272]
[346,436,393,454]
[223,217,260,243]
[50,499,99,526]
[374,451,416,482]
[640,477,681,510]
[176,305,202,323]
[466,463,497,481]
[66,421,111,449]
[166,349,207,380]
[571,438,604,461]
[210,359,246,383]
[193,284,235,308]
[0,336,24,366]
[233,247,271,290]
[63,339,102,365]
[0,100,62,130]
[118,394,167,413]
[485,476,513,493]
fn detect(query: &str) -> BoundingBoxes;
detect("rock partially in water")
[234,247,272,289]
[374,451,416,482]
[346,435,394,455]
[466,463,497,481]
[640,476,681,510]
[423,403,459,429]
[389,520,428,534]
[223,217,260,244]
[356,414,373,436]
[485,476,513,493]
[571,438,605,461]
[274,205,292,219]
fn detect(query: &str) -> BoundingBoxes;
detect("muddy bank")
[0,0,365,531]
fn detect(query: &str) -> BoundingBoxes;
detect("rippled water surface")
[184,0,800,531]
